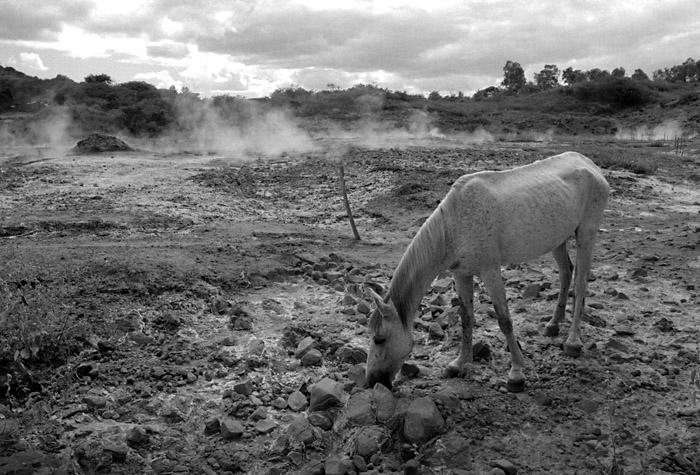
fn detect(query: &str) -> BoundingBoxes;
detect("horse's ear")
[366,286,391,315]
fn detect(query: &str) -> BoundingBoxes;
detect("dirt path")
[1,142,699,474]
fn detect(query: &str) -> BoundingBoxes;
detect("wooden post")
[339,163,361,241]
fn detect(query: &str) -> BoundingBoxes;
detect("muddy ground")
[0,138,699,475]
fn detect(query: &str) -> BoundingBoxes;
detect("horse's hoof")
[444,364,464,378]
[506,378,526,393]
[543,324,559,337]
[563,342,583,358]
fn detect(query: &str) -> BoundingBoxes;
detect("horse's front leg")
[480,268,526,393]
[446,274,474,378]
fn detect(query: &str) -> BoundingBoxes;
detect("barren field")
[1,138,699,475]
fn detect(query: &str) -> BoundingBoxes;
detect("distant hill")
[0,63,698,145]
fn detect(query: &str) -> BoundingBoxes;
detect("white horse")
[365,151,610,392]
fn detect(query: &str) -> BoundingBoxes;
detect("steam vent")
[72,134,133,154]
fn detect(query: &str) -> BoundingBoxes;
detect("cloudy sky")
[1,0,698,98]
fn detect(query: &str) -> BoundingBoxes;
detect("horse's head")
[365,287,413,390]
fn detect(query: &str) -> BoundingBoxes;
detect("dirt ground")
[1,137,699,475]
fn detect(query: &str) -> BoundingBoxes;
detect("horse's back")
[445,152,609,267]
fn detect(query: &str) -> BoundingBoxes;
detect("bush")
[572,77,653,108]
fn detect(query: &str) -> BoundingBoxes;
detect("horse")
[365,151,610,392]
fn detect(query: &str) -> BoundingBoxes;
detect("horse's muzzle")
[366,370,394,390]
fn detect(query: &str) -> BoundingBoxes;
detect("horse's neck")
[388,212,452,325]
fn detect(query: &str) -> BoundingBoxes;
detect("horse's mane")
[387,199,453,328]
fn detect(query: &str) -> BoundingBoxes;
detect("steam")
[615,119,684,141]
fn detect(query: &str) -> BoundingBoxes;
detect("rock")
[354,426,386,458]
[286,417,315,446]
[522,283,542,299]
[295,336,319,359]
[255,420,277,434]
[403,397,445,443]
[309,378,344,411]
[234,379,254,396]
[308,412,334,430]
[433,389,461,412]
[126,425,148,444]
[296,252,322,266]
[271,397,287,409]
[346,390,376,425]
[247,337,265,356]
[614,324,635,336]
[73,134,133,154]
[425,432,472,470]
[324,457,353,475]
[103,443,129,463]
[220,419,244,439]
[356,300,372,315]
[0,450,45,475]
[347,364,367,388]
[372,383,397,422]
[301,349,324,366]
[270,434,289,455]
[336,344,368,364]
[250,407,267,421]
[492,459,518,475]
[287,391,308,411]
[428,322,445,339]
[83,395,108,408]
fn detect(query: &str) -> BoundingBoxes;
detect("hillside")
[1,63,699,146]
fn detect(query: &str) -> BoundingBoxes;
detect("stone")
[309,378,344,411]
[255,420,277,434]
[126,425,148,444]
[354,426,386,458]
[287,391,308,411]
[83,395,108,408]
[324,457,353,475]
[372,383,397,422]
[286,417,315,446]
[308,412,334,430]
[250,407,267,421]
[336,344,368,364]
[347,364,367,388]
[301,349,323,366]
[295,336,319,359]
[428,322,445,339]
[103,443,129,463]
[522,283,542,299]
[425,432,472,470]
[220,418,244,439]
[234,379,254,396]
[247,337,265,356]
[492,459,518,475]
[346,391,376,425]
[403,397,445,444]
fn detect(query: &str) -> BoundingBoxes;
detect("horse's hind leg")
[544,241,573,337]
[564,227,598,357]
[480,268,526,393]
[446,274,474,378]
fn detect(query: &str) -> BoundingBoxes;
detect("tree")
[84,73,112,84]
[586,69,610,81]
[611,67,626,78]
[631,69,650,81]
[562,67,587,85]
[501,60,526,93]
[534,64,560,90]
[428,91,442,100]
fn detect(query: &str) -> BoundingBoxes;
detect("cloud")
[133,70,184,90]
[18,52,48,71]
[147,42,190,59]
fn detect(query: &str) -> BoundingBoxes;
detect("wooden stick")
[339,163,361,240]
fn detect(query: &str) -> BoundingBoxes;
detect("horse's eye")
[373,336,386,345]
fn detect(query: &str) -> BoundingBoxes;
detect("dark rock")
[73,134,133,154]
[492,459,518,475]
[347,364,367,388]
[234,379,254,396]
[354,426,386,458]
[522,283,542,299]
[336,344,368,364]
[287,391,308,411]
[309,378,344,411]
[372,383,397,422]
[425,432,472,470]
[295,336,319,359]
[255,420,277,434]
[286,417,315,446]
[103,443,128,463]
[403,397,445,443]
[308,412,334,430]
[301,349,324,366]
[324,457,353,475]
[220,418,244,439]
[346,390,376,425]
[126,425,148,444]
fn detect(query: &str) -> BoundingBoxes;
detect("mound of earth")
[72,134,133,154]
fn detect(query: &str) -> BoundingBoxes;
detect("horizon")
[1,1,698,99]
